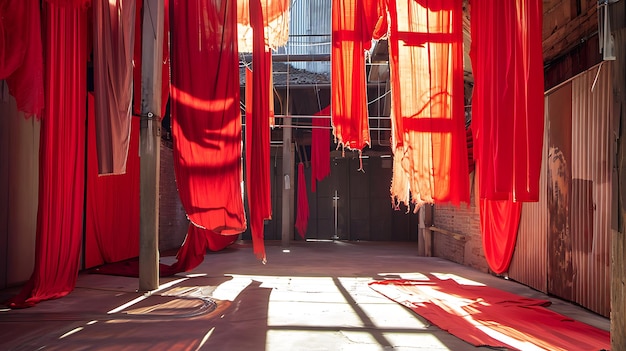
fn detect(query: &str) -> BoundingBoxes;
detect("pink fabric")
[92,0,135,174]
[295,163,309,238]
[0,0,44,117]
[244,0,273,260]
[7,2,89,308]
[170,0,247,235]
[310,106,331,192]
[388,0,469,209]
[331,0,385,151]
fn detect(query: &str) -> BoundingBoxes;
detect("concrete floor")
[0,241,610,351]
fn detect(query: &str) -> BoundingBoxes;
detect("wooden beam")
[139,0,164,292]
[281,100,295,248]
[429,226,467,242]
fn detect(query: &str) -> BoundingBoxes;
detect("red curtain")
[170,0,246,233]
[295,162,309,238]
[471,0,544,274]
[237,0,290,52]
[7,1,89,308]
[244,0,273,261]
[0,0,44,117]
[470,0,544,202]
[388,0,469,209]
[331,0,385,151]
[311,106,331,192]
[85,93,140,269]
[93,0,135,175]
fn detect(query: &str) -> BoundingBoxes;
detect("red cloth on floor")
[244,0,273,261]
[7,2,89,308]
[295,163,309,238]
[84,93,140,269]
[311,105,331,192]
[0,0,44,117]
[369,277,611,351]
[470,0,544,202]
[388,0,469,209]
[92,0,135,175]
[170,0,246,235]
[331,0,385,151]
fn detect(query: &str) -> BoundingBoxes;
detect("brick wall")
[159,140,189,252]
[432,175,489,272]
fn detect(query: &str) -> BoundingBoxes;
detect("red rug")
[369,277,610,351]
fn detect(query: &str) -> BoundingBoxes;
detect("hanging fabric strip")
[311,105,331,192]
[479,197,522,274]
[388,0,469,210]
[331,0,385,151]
[470,0,544,202]
[170,0,246,235]
[84,93,140,269]
[93,0,135,175]
[0,0,44,117]
[244,0,273,261]
[237,0,290,52]
[295,162,309,238]
[7,2,88,308]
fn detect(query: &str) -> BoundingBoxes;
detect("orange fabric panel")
[388,0,469,209]
[331,0,386,151]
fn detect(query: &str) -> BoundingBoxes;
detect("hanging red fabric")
[470,0,544,202]
[0,0,44,117]
[331,0,385,151]
[295,162,309,238]
[244,0,273,261]
[237,0,290,52]
[92,0,135,175]
[170,0,246,235]
[388,0,469,209]
[7,2,89,308]
[84,93,140,269]
[470,0,543,274]
[311,105,331,192]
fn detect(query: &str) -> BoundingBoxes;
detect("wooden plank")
[543,2,597,64]
[139,0,164,292]
[429,226,467,242]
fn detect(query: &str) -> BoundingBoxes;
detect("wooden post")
[281,100,294,248]
[139,0,164,292]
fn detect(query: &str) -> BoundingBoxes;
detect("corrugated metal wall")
[509,64,612,317]
[508,101,549,293]
[280,0,331,74]
[570,64,612,316]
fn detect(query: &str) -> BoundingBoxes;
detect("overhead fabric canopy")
[93,0,135,175]
[0,0,44,117]
[331,0,386,153]
[388,0,469,210]
[8,0,89,308]
[237,0,289,52]
[470,0,544,274]
[170,0,247,235]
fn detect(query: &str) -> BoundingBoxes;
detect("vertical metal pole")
[332,190,339,240]
[281,115,293,248]
[139,0,164,292]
